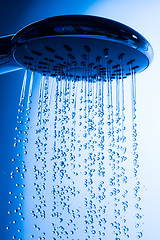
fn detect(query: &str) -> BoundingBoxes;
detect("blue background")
[0,0,160,239]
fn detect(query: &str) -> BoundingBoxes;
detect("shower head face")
[12,15,154,79]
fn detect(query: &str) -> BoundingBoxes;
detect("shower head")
[0,15,153,78]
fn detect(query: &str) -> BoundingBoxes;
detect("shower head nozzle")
[0,15,153,78]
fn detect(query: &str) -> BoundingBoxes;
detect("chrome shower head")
[0,15,153,78]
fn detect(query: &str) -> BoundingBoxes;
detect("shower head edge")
[0,15,154,76]
[12,15,154,66]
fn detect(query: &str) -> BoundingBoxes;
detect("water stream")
[7,67,143,240]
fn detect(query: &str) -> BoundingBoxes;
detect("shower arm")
[0,34,23,75]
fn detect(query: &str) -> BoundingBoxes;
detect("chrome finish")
[12,15,154,65]
[0,15,154,75]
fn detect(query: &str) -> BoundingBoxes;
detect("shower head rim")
[12,15,153,65]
